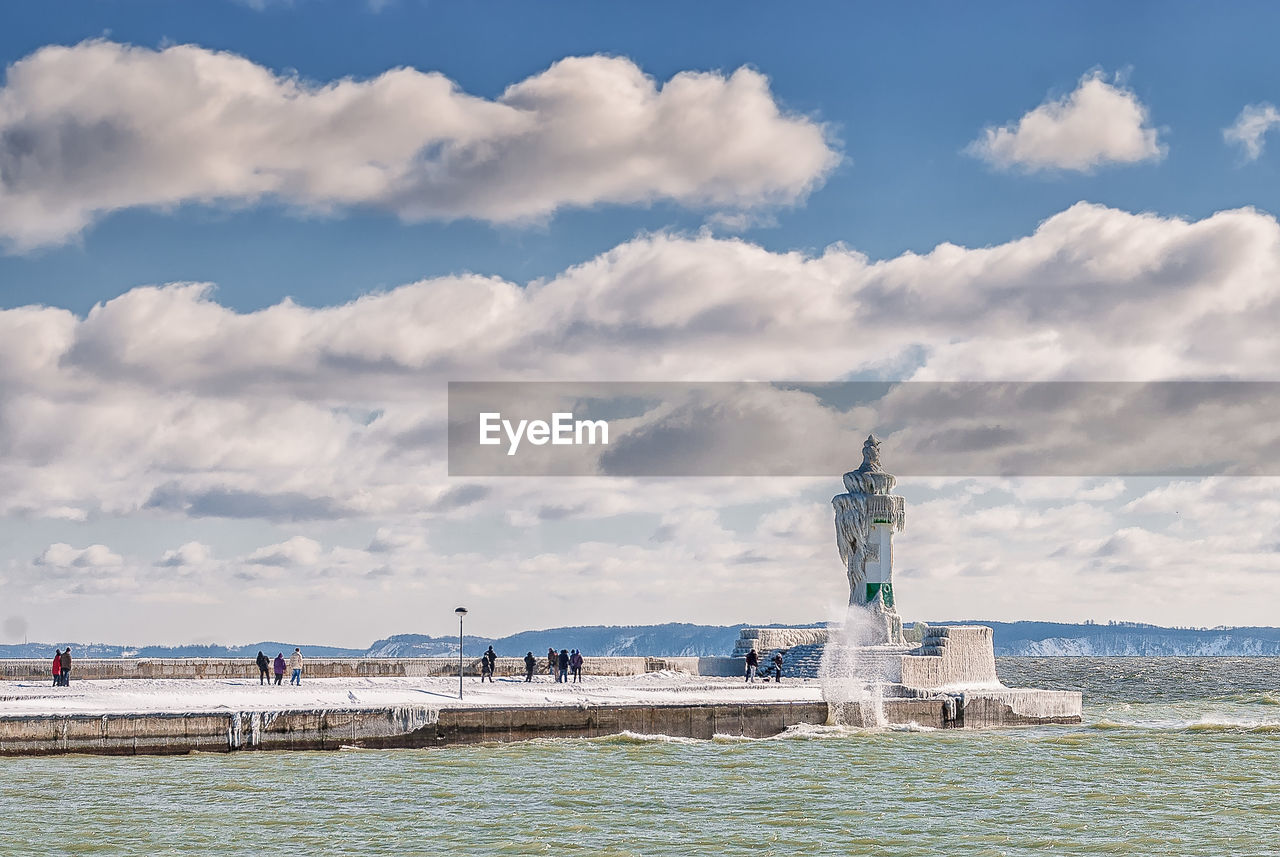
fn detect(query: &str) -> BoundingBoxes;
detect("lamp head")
[455,607,468,615]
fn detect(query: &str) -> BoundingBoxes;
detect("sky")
[4,0,1280,646]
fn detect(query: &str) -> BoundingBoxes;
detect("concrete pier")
[0,702,828,756]
[0,694,1080,757]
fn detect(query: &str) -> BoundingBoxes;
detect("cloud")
[245,536,323,567]
[1224,103,1280,160]
[5,201,1280,631]
[428,484,491,512]
[967,72,1164,172]
[156,542,213,567]
[145,484,352,521]
[0,40,837,249]
[35,543,123,568]
[2,202,1280,523]
[14,540,222,603]
[9,480,1280,637]
[367,527,422,553]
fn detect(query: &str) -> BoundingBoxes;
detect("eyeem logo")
[479,412,609,456]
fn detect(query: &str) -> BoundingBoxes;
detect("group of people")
[479,646,588,683]
[554,647,585,683]
[50,648,72,686]
[744,648,785,683]
[255,648,305,685]
[514,647,585,682]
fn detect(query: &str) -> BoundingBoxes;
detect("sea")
[2,657,1277,856]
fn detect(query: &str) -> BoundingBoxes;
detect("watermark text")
[479,412,609,456]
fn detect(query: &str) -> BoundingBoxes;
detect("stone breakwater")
[0,703,827,756]
[0,694,1081,756]
[0,624,1083,754]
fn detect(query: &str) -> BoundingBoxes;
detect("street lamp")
[454,607,468,700]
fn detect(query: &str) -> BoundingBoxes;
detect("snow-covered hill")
[4,621,1279,659]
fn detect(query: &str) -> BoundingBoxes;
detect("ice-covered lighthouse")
[832,434,906,645]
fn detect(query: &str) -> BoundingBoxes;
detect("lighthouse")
[833,435,906,644]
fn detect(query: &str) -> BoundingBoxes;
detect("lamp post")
[454,607,468,700]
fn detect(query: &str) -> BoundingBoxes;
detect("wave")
[1087,718,1132,731]
[593,724,873,744]
[1089,715,1280,733]
[1185,718,1280,733]
[709,732,759,743]
[1208,692,1280,706]
[591,730,704,745]
[776,722,863,739]
[604,722,937,743]
[887,721,938,732]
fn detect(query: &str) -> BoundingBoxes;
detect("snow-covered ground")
[0,672,821,717]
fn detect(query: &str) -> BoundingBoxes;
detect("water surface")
[3,657,1277,856]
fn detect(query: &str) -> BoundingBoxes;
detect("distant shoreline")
[5,620,1280,659]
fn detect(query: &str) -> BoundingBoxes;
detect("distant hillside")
[320,623,817,658]
[493,623,753,657]
[3,620,1280,659]
[364,633,486,658]
[0,641,368,659]
[964,621,1280,657]
[0,623,813,660]
[360,624,747,658]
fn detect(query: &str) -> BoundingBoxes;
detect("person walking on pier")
[273,652,286,685]
[557,648,570,683]
[745,648,758,683]
[256,651,270,685]
[289,648,304,685]
[481,646,497,682]
[570,649,583,683]
[524,651,536,682]
[52,649,62,687]
[771,651,784,683]
[547,647,556,677]
[60,647,72,686]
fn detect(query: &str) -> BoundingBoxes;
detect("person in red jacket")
[52,649,62,687]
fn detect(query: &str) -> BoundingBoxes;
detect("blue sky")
[4,1,1280,645]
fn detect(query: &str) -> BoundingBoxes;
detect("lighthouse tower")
[832,435,906,644]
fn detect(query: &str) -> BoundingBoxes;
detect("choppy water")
[3,658,1278,856]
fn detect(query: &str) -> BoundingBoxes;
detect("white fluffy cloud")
[3,202,1280,523]
[7,202,1280,635]
[157,542,214,568]
[893,478,1280,627]
[967,72,1164,172]
[35,543,123,568]
[0,40,837,249]
[14,473,1280,639]
[367,527,424,553]
[246,536,324,567]
[1224,103,1280,160]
